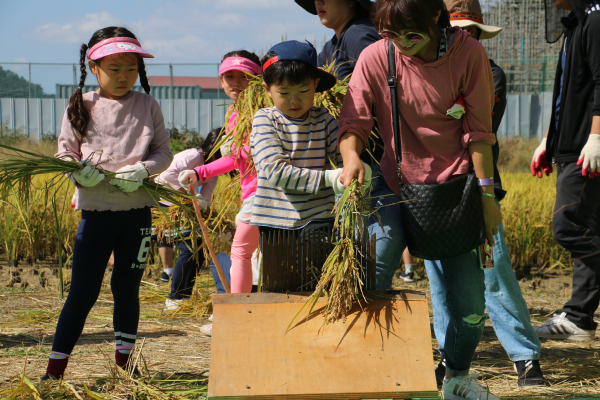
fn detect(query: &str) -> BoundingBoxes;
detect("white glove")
[195,193,209,211]
[109,163,148,193]
[362,162,373,191]
[178,170,198,189]
[577,134,600,178]
[323,168,345,194]
[73,161,105,187]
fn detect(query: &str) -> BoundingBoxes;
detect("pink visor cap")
[88,37,154,61]
[219,57,262,76]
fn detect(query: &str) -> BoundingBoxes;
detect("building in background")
[55,76,225,99]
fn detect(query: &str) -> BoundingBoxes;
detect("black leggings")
[51,207,152,355]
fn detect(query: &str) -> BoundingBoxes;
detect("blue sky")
[0,0,332,94]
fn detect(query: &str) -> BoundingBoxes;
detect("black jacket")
[547,9,600,163]
[318,18,381,80]
[318,18,384,163]
[490,60,507,200]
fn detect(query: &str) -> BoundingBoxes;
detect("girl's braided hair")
[68,27,151,137]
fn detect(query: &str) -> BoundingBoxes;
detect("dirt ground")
[0,261,599,399]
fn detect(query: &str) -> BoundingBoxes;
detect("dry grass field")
[0,137,598,399]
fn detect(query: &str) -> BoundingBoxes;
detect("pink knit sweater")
[194,110,257,202]
[56,91,173,211]
[338,28,496,194]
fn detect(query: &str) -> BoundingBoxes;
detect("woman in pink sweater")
[45,27,173,380]
[179,51,261,296]
[337,1,502,399]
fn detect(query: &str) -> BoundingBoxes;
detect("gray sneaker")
[535,312,596,341]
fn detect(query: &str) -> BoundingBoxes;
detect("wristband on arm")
[477,178,494,186]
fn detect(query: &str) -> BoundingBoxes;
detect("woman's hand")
[481,196,501,246]
[340,154,365,187]
[338,132,366,187]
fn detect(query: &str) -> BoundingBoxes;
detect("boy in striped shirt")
[250,41,366,242]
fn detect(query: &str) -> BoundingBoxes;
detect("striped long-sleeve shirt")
[250,106,343,229]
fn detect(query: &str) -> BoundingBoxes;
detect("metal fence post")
[169,64,174,100]
[73,64,77,92]
[28,63,31,98]
[540,55,546,95]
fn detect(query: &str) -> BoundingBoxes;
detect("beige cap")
[444,0,503,40]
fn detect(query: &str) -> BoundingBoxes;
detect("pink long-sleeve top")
[338,28,496,195]
[194,110,257,202]
[156,148,218,203]
[56,91,173,211]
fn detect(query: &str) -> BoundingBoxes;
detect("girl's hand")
[178,170,198,189]
[481,196,502,246]
[110,163,148,193]
[73,161,105,187]
[340,154,365,187]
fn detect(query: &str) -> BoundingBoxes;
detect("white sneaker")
[534,312,596,341]
[442,374,500,400]
[200,323,212,336]
[164,298,189,311]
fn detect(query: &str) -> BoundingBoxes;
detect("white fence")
[497,92,553,141]
[1,94,551,141]
[0,98,233,140]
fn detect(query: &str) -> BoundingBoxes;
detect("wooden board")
[208,291,438,400]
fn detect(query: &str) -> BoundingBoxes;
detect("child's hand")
[73,161,105,187]
[110,163,148,193]
[323,169,345,194]
[178,170,198,189]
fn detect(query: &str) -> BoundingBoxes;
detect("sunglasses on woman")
[378,30,428,43]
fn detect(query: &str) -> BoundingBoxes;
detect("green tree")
[0,66,51,98]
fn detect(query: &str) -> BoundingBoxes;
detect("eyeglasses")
[378,30,428,42]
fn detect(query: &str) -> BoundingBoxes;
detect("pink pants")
[230,220,259,293]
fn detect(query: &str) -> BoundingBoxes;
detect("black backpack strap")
[387,41,402,176]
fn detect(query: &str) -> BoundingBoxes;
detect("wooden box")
[208,291,437,399]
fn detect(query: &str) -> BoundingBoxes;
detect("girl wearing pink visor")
[44,27,173,380]
[179,51,262,330]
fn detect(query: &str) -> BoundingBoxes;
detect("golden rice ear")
[288,179,379,328]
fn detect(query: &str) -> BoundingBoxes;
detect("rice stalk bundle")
[0,143,193,207]
[209,77,272,165]
[313,61,351,120]
[290,179,375,328]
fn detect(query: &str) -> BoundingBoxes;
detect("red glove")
[531,138,553,178]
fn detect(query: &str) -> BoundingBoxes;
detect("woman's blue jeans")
[425,200,541,362]
[368,169,486,376]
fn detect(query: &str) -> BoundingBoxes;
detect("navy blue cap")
[263,40,336,93]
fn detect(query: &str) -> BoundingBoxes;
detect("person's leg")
[552,162,600,331]
[439,250,503,399]
[230,222,259,293]
[439,249,486,377]
[159,245,174,278]
[562,257,600,329]
[424,259,450,356]
[110,207,152,369]
[175,239,205,298]
[368,174,406,289]
[210,253,232,294]
[484,201,541,361]
[400,248,415,282]
[46,211,115,378]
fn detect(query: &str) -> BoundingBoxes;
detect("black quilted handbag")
[387,41,486,260]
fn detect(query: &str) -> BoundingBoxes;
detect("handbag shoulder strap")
[387,41,403,172]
